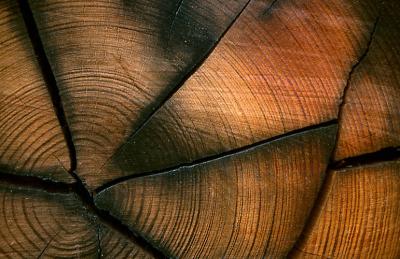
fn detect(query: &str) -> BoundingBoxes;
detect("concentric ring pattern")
[0,0,399,258]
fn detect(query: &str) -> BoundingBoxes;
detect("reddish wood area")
[0,0,399,258]
[95,126,336,258]
[292,162,400,258]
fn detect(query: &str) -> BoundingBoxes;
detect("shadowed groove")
[104,0,253,165]
[287,16,381,257]
[16,1,167,257]
[94,124,337,257]
[109,0,383,181]
[17,0,77,174]
[0,0,71,182]
[26,0,254,189]
[0,0,398,257]
[96,120,337,194]
[332,17,380,157]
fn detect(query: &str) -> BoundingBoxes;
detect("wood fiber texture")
[95,126,336,258]
[29,0,250,189]
[0,184,153,258]
[292,162,400,258]
[0,0,72,183]
[0,0,399,258]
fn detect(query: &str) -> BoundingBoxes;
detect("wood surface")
[29,0,250,190]
[0,183,152,258]
[334,0,400,161]
[108,0,379,179]
[0,0,72,183]
[291,161,400,258]
[0,0,399,258]
[95,125,336,258]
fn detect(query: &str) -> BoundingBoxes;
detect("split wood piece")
[0,184,154,258]
[0,0,72,182]
[28,0,250,190]
[95,125,337,258]
[292,161,400,258]
[109,0,379,178]
[334,0,400,161]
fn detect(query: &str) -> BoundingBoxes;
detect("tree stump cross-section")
[0,0,399,258]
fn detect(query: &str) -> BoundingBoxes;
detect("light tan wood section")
[0,0,72,182]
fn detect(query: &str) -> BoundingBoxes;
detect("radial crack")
[95,120,337,193]
[16,1,167,257]
[334,17,380,153]
[286,16,381,257]
[332,146,400,169]
[0,170,74,193]
[17,0,78,178]
[100,0,253,170]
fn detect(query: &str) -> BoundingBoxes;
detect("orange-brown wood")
[95,125,336,258]
[108,0,379,179]
[0,0,399,257]
[292,161,400,258]
[0,0,72,182]
[334,1,400,161]
[0,184,153,258]
[29,0,249,190]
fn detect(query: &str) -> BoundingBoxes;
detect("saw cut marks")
[334,1,400,161]
[0,184,153,258]
[292,161,400,258]
[28,0,249,189]
[110,0,379,177]
[0,0,72,182]
[95,125,336,258]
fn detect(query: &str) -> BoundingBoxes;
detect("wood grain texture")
[0,0,72,183]
[95,125,336,258]
[99,226,154,259]
[292,161,400,258]
[109,0,379,178]
[0,184,153,258]
[29,0,249,189]
[334,1,400,161]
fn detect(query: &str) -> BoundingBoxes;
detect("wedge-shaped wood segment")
[95,125,336,258]
[110,0,379,177]
[292,161,400,258]
[0,1,72,182]
[29,0,249,189]
[0,184,153,258]
[334,1,400,161]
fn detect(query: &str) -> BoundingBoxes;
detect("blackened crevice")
[17,1,167,257]
[332,146,400,169]
[73,181,168,258]
[286,166,336,258]
[262,0,279,16]
[17,0,77,175]
[96,225,102,259]
[110,0,253,167]
[167,0,185,42]
[96,120,338,194]
[0,170,74,193]
[338,17,379,115]
[287,17,381,257]
[332,17,380,156]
